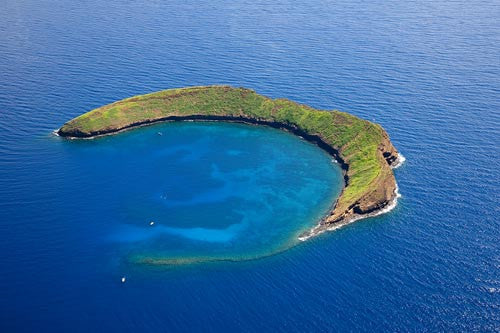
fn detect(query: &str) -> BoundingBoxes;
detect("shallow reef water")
[85,122,343,264]
[1,0,499,331]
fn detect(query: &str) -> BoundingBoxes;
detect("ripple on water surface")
[63,122,344,264]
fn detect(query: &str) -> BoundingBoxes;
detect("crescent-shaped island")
[58,86,401,238]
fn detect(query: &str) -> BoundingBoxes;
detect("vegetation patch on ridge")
[59,86,398,224]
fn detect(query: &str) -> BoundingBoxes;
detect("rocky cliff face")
[58,86,401,238]
[323,128,399,227]
[380,129,399,166]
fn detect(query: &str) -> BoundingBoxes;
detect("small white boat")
[150,221,155,226]
[121,277,126,283]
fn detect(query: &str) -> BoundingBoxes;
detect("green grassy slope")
[59,86,399,224]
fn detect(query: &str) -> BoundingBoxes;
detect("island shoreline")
[57,113,401,239]
[57,86,402,251]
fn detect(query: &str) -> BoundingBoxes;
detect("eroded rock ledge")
[58,86,400,235]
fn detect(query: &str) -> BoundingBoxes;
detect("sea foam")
[298,183,402,241]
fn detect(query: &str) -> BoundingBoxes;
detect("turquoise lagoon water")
[66,122,342,264]
[1,0,499,331]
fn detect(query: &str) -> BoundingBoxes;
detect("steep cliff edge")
[58,86,400,235]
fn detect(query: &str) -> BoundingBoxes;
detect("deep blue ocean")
[1,0,499,331]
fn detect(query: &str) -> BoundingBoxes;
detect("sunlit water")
[1,0,499,331]
[60,122,342,264]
